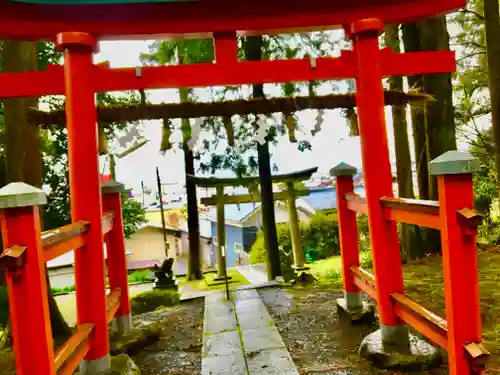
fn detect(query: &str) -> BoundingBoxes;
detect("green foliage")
[249,211,371,274]
[121,193,147,239]
[301,212,340,259]
[130,290,180,315]
[468,129,500,244]
[128,270,154,283]
[51,285,76,295]
[249,212,340,268]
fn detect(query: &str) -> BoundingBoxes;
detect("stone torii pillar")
[215,186,229,281]
[285,181,306,270]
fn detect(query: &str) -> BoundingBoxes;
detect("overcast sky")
[93,37,473,193]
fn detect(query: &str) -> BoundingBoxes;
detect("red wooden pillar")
[56,32,110,374]
[430,151,483,375]
[351,19,406,343]
[102,179,132,333]
[330,162,362,310]
[0,183,55,375]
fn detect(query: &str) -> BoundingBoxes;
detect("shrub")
[301,212,340,259]
[249,212,339,269]
[130,290,180,315]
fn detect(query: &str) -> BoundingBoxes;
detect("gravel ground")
[259,287,448,375]
[132,299,204,375]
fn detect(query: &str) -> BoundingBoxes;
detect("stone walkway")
[202,289,298,375]
[235,264,269,285]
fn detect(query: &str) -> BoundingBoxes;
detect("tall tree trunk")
[385,25,424,262]
[418,17,457,198]
[484,0,500,196]
[402,23,430,201]
[178,51,202,280]
[245,36,282,280]
[418,17,457,253]
[3,40,72,342]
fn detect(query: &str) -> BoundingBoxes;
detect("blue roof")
[301,187,365,211]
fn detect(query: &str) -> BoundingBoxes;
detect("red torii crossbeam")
[0,0,465,41]
[0,47,455,98]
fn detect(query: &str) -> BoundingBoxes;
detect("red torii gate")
[0,1,486,375]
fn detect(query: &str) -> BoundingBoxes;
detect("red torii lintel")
[0,49,456,99]
[0,0,465,41]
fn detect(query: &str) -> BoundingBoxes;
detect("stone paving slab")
[202,288,299,375]
[246,348,299,375]
[238,311,273,330]
[235,298,268,316]
[205,300,234,319]
[203,330,241,357]
[204,314,237,335]
[232,289,261,301]
[202,352,247,375]
[241,326,285,353]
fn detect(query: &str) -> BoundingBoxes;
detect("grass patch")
[51,285,76,295]
[130,289,180,315]
[50,271,154,298]
[178,269,250,292]
[128,270,154,283]
[308,252,372,287]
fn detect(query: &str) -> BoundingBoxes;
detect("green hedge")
[249,212,341,267]
[249,212,371,274]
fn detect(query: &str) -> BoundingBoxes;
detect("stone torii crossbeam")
[189,167,318,281]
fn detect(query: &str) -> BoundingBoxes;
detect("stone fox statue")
[154,258,175,281]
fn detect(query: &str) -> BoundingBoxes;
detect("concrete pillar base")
[336,292,375,323]
[359,328,442,372]
[213,275,233,282]
[79,355,111,375]
[113,314,133,335]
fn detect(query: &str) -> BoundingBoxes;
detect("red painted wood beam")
[0,0,465,41]
[0,50,455,99]
[392,293,449,350]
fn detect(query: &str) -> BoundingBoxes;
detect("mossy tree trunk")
[245,36,282,280]
[3,40,72,342]
[385,25,424,262]
[178,51,202,281]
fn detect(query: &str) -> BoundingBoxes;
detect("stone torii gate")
[189,167,317,281]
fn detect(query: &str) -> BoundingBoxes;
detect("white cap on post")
[0,182,47,209]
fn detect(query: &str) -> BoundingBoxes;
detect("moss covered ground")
[402,245,500,370]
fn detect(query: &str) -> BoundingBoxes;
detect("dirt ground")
[259,287,450,375]
[132,299,204,375]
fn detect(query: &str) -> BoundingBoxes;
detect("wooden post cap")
[0,182,47,208]
[429,151,480,176]
[101,179,126,195]
[330,162,357,177]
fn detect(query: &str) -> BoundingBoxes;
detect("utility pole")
[156,167,169,258]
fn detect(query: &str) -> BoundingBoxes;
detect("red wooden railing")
[0,181,131,375]
[334,157,489,375]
